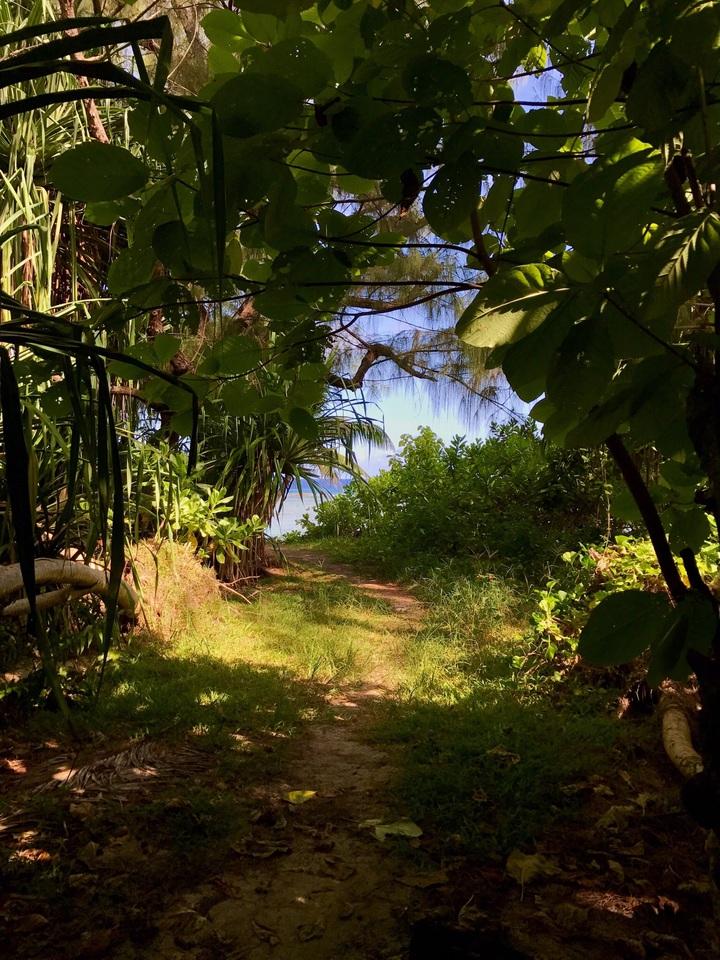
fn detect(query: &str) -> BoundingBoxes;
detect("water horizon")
[267,477,348,538]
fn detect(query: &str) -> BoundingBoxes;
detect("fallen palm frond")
[0,739,216,838]
[34,739,212,795]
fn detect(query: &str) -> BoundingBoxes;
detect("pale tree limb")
[327,338,437,390]
[659,688,704,779]
[0,559,138,618]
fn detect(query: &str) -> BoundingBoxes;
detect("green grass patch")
[372,679,650,856]
[232,572,409,684]
[275,545,648,858]
[23,563,405,747]
[8,544,655,876]
[364,564,653,856]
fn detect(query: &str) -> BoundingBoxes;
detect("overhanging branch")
[328,339,437,390]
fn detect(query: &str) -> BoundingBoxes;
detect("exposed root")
[0,559,138,618]
[659,685,703,779]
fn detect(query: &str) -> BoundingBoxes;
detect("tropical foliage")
[301,423,612,574]
[1,0,720,859]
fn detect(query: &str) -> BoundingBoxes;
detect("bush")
[528,533,719,659]
[300,423,611,576]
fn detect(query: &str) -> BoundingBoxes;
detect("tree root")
[658,687,704,778]
[658,684,720,919]
[0,559,138,618]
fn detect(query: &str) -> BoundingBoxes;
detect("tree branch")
[606,433,686,603]
[58,0,110,143]
[328,340,437,390]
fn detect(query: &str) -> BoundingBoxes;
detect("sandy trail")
[274,545,425,621]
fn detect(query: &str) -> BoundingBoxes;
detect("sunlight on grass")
[359,569,656,856]
[84,550,413,747]
[82,544,654,861]
[212,574,411,685]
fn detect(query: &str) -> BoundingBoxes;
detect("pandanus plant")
[200,391,389,583]
[0,7,206,715]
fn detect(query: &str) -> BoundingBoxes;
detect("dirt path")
[4,551,719,960]
[147,549,428,959]
[2,548,433,960]
[276,545,425,621]
[150,694,417,959]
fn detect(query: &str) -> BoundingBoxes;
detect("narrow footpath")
[142,548,432,959]
[2,549,717,960]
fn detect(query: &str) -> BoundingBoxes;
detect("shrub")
[300,423,611,576]
[529,533,719,660]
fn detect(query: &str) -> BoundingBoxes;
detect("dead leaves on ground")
[360,817,423,841]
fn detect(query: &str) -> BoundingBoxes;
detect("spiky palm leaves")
[200,395,389,582]
[0,8,201,712]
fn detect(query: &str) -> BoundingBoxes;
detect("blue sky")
[356,387,489,474]
[345,70,551,474]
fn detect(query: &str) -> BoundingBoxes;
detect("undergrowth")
[280,544,653,855]
[6,540,656,870]
[361,563,651,856]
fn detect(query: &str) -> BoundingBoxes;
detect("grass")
[18,544,406,742]
[367,577,654,856]
[4,540,655,889]
[224,573,409,684]
[1,546,416,931]
[116,543,652,859]
[283,539,656,857]
[371,678,650,856]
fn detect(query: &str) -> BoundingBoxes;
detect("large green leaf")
[500,302,578,402]
[51,143,149,202]
[563,388,634,447]
[562,149,661,258]
[647,213,720,318]
[402,54,472,109]
[259,165,318,253]
[665,506,712,555]
[672,3,720,72]
[444,123,524,170]
[520,108,585,149]
[626,47,698,145]
[212,73,303,137]
[287,406,319,440]
[546,316,616,417]
[107,244,156,297]
[586,1,644,122]
[602,159,663,253]
[457,265,572,350]
[423,153,480,242]
[578,590,670,666]
[648,591,717,685]
[201,10,251,51]
[340,107,441,179]
[152,220,214,275]
[246,37,333,96]
[510,179,564,242]
[200,335,261,376]
[223,141,284,207]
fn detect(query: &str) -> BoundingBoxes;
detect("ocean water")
[267,479,346,538]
